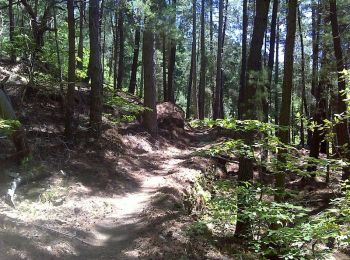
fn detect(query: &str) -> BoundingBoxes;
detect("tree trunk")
[267,0,279,120]
[9,0,16,62]
[308,26,329,175]
[53,4,63,94]
[235,0,271,239]
[213,0,223,120]
[237,0,248,119]
[142,26,158,136]
[113,10,118,93]
[117,7,124,90]
[274,19,280,125]
[298,7,307,148]
[311,0,321,97]
[276,0,297,200]
[89,0,103,137]
[186,0,197,119]
[167,0,177,103]
[198,0,206,120]
[128,24,141,95]
[309,0,321,146]
[219,0,228,118]
[139,43,144,98]
[162,33,167,101]
[77,0,86,71]
[329,0,350,180]
[65,0,76,140]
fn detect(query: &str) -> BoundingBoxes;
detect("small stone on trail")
[74,207,81,214]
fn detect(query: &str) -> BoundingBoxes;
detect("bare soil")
[0,67,227,259]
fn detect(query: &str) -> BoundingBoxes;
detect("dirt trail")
[0,131,210,259]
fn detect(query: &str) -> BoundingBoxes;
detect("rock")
[53,198,65,206]
[157,102,185,129]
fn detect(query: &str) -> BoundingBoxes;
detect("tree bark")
[128,23,141,95]
[198,0,206,120]
[276,0,297,200]
[142,26,158,136]
[53,4,63,93]
[9,0,16,62]
[162,33,167,101]
[219,0,228,118]
[113,10,118,93]
[186,0,197,119]
[329,0,350,180]
[274,19,280,125]
[298,7,307,148]
[65,0,76,140]
[237,0,248,119]
[235,0,271,238]
[167,0,177,103]
[213,0,223,120]
[89,0,103,137]
[267,0,279,121]
[77,0,86,71]
[117,6,124,90]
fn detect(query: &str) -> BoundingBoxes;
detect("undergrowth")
[187,118,350,259]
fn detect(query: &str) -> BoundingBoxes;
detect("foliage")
[190,176,350,259]
[188,118,350,259]
[0,119,20,136]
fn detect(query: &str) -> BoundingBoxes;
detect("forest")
[0,0,350,259]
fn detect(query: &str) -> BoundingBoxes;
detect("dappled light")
[1,0,350,259]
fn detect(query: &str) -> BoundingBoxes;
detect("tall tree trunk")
[237,0,248,119]
[276,0,297,200]
[219,0,228,118]
[186,0,197,119]
[53,4,63,93]
[167,0,177,103]
[329,0,350,180]
[89,0,103,137]
[209,0,213,55]
[9,0,16,62]
[65,0,76,140]
[235,0,271,238]
[274,19,280,125]
[267,0,279,120]
[213,0,223,120]
[108,14,114,79]
[311,0,321,97]
[113,10,118,93]
[298,7,307,148]
[308,43,328,175]
[198,0,206,120]
[162,33,167,101]
[209,0,214,116]
[139,42,144,98]
[309,0,321,146]
[77,0,86,71]
[142,26,158,136]
[117,7,124,90]
[128,24,141,94]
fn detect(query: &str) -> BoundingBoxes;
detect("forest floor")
[0,61,228,259]
[1,61,349,259]
[0,126,217,259]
